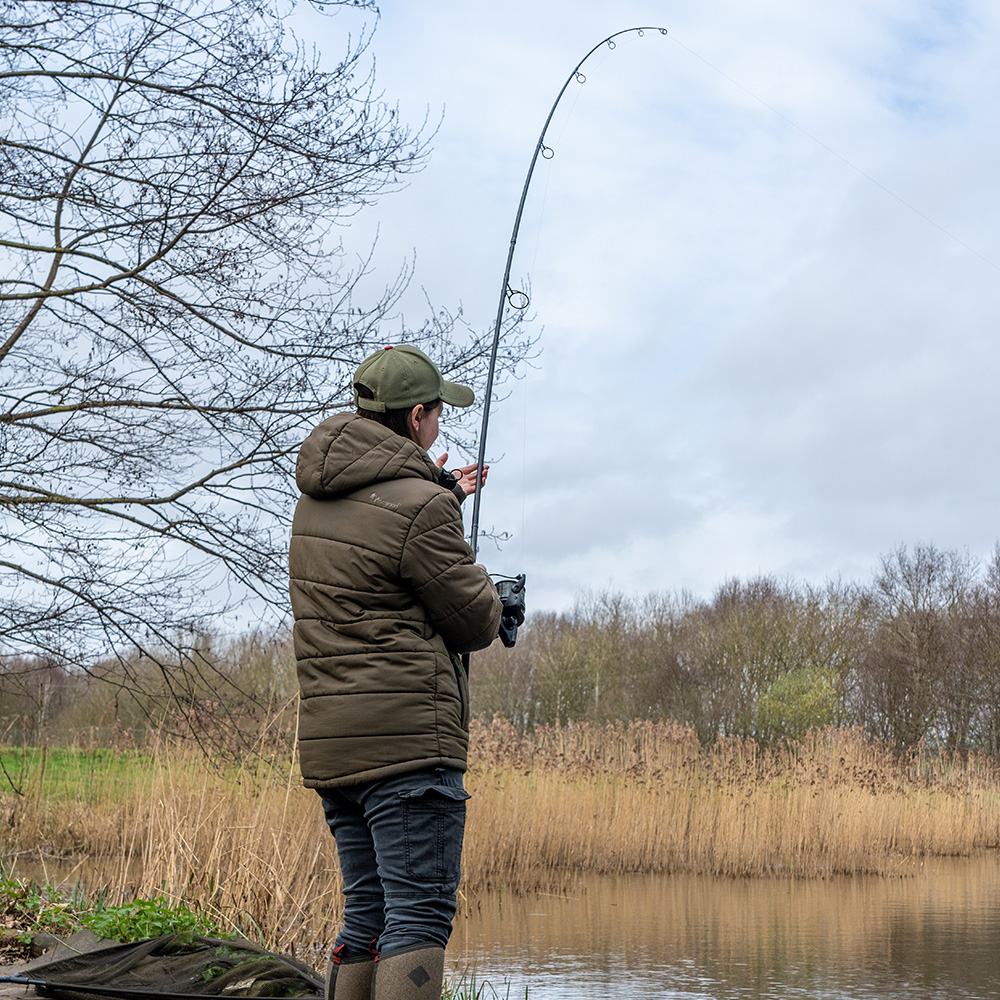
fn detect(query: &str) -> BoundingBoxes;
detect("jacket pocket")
[452,654,470,729]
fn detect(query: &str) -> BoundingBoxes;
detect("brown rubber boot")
[325,945,375,1000]
[371,943,445,1000]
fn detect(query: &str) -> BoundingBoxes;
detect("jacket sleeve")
[400,490,503,653]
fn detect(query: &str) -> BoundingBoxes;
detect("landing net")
[6,935,323,1000]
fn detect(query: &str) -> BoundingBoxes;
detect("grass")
[0,747,147,801]
[0,873,227,962]
[444,970,528,1000]
[0,719,998,959]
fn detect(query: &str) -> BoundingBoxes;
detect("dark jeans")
[318,766,469,956]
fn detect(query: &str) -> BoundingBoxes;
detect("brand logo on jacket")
[369,492,400,511]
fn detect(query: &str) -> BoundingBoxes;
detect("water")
[449,855,1000,999]
[14,852,1000,997]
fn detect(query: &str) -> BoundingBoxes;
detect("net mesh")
[19,935,323,1000]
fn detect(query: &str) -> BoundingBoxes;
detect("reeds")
[464,719,1000,886]
[2,720,999,956]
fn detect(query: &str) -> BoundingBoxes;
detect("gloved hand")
[497,574,526,648]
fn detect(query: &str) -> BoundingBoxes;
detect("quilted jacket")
[289,412,501,787]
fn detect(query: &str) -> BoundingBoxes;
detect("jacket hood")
[296,412,443,499]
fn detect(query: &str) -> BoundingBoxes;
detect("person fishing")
[288,344,503,1000]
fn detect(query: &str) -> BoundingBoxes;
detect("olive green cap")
[353,344,475,412]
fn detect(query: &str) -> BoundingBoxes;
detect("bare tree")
[856,544,974,749]
[0,0,528,733]
[953,546,1000,754]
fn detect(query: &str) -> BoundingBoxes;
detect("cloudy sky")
[295,0,1000,613]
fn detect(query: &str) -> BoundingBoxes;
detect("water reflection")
[451,855,1000,999]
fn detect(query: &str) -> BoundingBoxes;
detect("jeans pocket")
[399,784,470,885]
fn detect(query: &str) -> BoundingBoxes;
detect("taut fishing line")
[666,33,1000,274]
[468,24,997,662]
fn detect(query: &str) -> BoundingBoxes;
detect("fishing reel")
[493,573,526,648]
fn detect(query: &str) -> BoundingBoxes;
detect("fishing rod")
[467,27,668,649]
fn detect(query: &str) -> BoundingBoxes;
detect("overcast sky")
[294,0,1000,613]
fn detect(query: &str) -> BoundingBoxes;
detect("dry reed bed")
[464,719,1000,886]
[2,720,999,953]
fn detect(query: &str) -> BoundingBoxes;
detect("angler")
[288,344,522,1000]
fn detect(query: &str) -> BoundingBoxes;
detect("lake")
[449,854,1000,999]
[14,851,1000,997]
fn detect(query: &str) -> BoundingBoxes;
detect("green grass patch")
[0,746,289,804]
[444,970,529,1000]
[0,747,150,801]
[0,876,227,947]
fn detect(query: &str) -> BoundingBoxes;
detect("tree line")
[472,543,1000,754]
[4,543,1000,756]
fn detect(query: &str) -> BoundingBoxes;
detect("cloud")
[295,0,1000,610]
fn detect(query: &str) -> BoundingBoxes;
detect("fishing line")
[519,366,528,570]
[524,47,604,281]
[468,23,996,571]
[667,32,1000,274]
[525,153,551,290]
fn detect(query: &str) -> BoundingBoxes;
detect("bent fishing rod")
[466,27,668,650]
